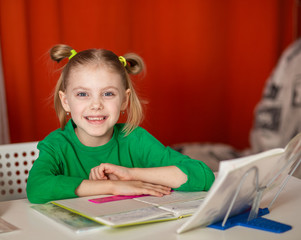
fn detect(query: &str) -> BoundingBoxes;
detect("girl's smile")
[84,115,107,122]
[84,115,108,126]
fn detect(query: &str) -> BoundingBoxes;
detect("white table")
[1,177,301,240]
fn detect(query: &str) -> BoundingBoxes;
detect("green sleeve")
[26,142,84,204]
[167,148,215,191]
[134,128,215,191]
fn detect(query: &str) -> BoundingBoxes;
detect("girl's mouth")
[85,116,107,121]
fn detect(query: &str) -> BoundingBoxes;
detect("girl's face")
[59,65,130,147]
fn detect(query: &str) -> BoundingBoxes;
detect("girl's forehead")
[67,65,124,89]
[70,63,116,75]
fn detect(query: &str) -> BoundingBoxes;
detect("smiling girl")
[26,44,215,204]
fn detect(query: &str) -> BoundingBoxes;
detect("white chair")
[0,142,39,201]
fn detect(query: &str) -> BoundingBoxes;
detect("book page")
[159,198,205,217]
[135,191,207,206]
[53,197,152,219]
[96,206,174,226]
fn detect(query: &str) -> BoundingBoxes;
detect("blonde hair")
[50,44,145,135]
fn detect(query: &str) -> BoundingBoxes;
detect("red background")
[0,0,299,150]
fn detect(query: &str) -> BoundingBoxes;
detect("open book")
[177,132,301,234]
[51,191,207,227]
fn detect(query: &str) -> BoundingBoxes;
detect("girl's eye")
[77,92,88,97]
[103,92,114,97]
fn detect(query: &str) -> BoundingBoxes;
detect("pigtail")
[122,78,144,136]
[50,44,73,63]
[50,44,74,130]
[120,53,145,135]
[123,53,145,75]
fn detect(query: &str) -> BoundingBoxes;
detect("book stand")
[208,150,301,233]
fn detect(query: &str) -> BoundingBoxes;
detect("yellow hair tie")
[69,49,77,60]
[118,56,127,67]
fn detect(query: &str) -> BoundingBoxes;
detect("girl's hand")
[89,163,132,181]
[110,180,171,197]
[75,179,171,198]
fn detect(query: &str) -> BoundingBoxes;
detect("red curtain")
[0,0,297,149]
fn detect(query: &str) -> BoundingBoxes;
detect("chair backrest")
[0,142,39,201]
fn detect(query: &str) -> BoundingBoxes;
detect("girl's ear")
[121,89,131,111]
[59,90,71,112]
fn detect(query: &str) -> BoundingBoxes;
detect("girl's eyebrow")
[102,86,120,91]
[72,87,90,91]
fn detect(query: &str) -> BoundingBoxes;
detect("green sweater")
[27,120,215,203]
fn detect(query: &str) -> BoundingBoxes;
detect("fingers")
[112,181,172,197]
[107,173,119,181]
[89,165,121,180]
[142,183,172,197]
[100,163,114,174]
[89,166,107,180]
[89,163,133,182]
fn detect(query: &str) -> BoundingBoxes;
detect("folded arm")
[75,179,172,197]
[89,163,188,189]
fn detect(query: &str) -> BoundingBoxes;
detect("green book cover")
[31,203,102,233]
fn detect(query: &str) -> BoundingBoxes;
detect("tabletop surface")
[0,177,301,240]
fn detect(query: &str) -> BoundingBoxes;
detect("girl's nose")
[90,99,104,110]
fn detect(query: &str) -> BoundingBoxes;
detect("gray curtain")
[0,45,10,144]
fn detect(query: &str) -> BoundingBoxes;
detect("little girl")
[26,44,215,204]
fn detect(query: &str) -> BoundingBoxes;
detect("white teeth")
[87,117,106,120]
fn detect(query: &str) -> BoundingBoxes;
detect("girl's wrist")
[128,168,139,181]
